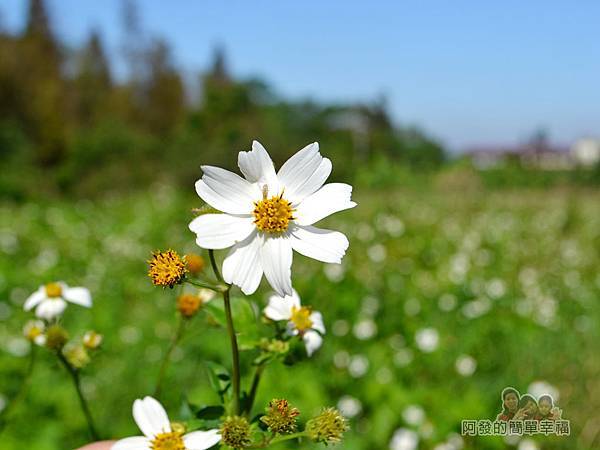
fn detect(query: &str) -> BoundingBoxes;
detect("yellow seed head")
[63,343,90,369]
[45,324,69,350]
[253,195,294,233]
[220,416,252,449]
[306,407,348,445]
[261,398,300,435]
[45,282,62,298]
[148,249,187,288]
[290,306,313,332]
[184,253,205,274]
[150,431,185,450]
[177,294,202,318]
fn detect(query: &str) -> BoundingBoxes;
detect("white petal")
[222,232,263,295]
[238,141,279,190]
[264,293,297,321]
[133,396,171,438]
[63,287,92,307]
[35,298,67,320]
[289,225,349,264]
[310,311,326,334]
[303,331,323,357]
[260,235,293,297]
[183,429,222,450]
[195,166,259,214]
[34,335,47,346]
[189,214,255,250]
[24,287,46,311]
[111,436,151,450]
[278,143,331,203]
[295,183,357,225]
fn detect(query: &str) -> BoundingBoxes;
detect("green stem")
[154,315,187,399]
[244,363,266,416]
[57,351,99,441]
[223,287,241,415]
[209,249,224,283]
[185,279,225,292]
[249,431,309,448]
[0,344,37,434]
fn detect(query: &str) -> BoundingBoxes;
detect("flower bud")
[220,415,252,449]
[83,330,103,350]
[63,343,90,369]
[184,253,205,274]
[177,294,202,318]
[45,324,69,350]
[261,398,299,434]
[306,407,348,445]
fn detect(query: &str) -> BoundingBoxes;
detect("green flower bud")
[220,415,252,449]
[45,324,69,350]
[63,343,90,369]
[306,407,348,445]
[261,398,300,435]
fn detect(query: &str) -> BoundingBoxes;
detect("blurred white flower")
[389,428,418,450]
[332,319,350,337]
[23,320,46,346]
[337,395,362,418]
[333,351,350,368]
[324,263,345,282]
[360,296,380,316]
[518,438,539,450]
[528,380,559,403]
[486,279,506,298]
[404,298,421,316]
[189,141,356,296]
[119,325,142,344]
[367,244,387,263]
[455,355,477,377]
[24,282,92,320]
[402,405,425,426]
[348,354,369,378]
[438,294,457,312]
[356,223,375,242]
[111,396,220,450]
[394,349,414,367]
[415,328,439,353]
[353,318,377,340]
[264,289,325,357]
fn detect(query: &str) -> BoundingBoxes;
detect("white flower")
[264,289,325,356]
[23,282,92,320]
[112,396,221,450]
[23,320,46,346]
[189,141,356,296]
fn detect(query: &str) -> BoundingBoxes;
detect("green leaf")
[205,361,231,401]
[196,405,226,420]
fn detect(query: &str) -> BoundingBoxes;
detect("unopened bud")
[184,253,205,274]
[45,324,69,350]
[83,330,103,350]
[306,407,348,445]
[220,416,251,449]
[261,398,299,434]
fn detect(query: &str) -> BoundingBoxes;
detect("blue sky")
[2,0,599,150]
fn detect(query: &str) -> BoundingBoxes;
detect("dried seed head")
[261,398,300,434]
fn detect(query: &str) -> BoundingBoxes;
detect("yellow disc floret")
[253,193,294,233]
[290,306,313,332]
[45,282,62,298]
[148,250,187,288]
[151,431,185,450]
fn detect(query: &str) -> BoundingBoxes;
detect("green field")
[1,186,599,449]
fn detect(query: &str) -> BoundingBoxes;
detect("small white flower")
[189,141,356,297]
[264,289,325,356]
[390,428,419,450]
[23,320,46,346]
[112,396,220,450]
[24,282,92,320]
[415,327,439,353]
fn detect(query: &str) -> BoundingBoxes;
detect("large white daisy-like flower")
[23,282,92,320]
[189,141,356,297]
[264,289,325,357]
[112,396,221,450]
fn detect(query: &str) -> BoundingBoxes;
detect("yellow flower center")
[45,282,62,298]
[148,250,187,288]
[290,306,313,332]
[151,431,185,450]
[253,193,294,233]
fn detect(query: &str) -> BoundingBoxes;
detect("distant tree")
[72,30,112,126]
